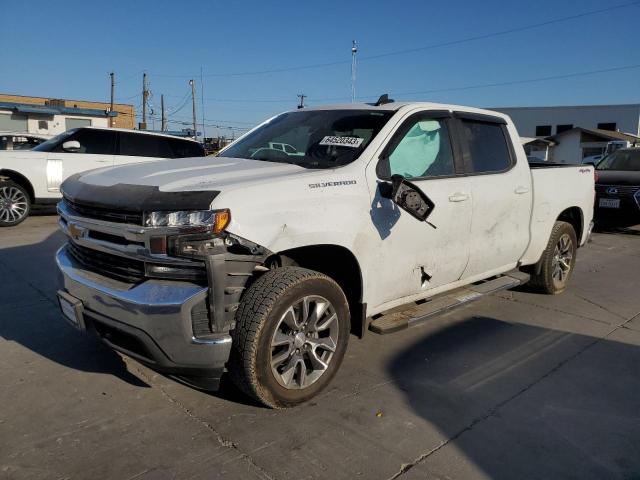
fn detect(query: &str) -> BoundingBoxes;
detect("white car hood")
[77,156,312,192]
[0,150,48,162]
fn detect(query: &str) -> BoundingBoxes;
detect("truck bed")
[519,163,595,266]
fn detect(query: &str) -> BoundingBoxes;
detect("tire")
[0,180,31,227]
[229,267,350,408]
[528,221,577,295]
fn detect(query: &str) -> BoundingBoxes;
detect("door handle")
[448,193,469,202]
[514,186,530,194]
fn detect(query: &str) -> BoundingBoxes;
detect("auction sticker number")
[319,136,364,148]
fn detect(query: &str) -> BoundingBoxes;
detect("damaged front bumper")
[56,245,232,389]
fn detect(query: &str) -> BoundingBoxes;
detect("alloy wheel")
[0,186,28,224]
[551,233,573,286]
[270,295,339,390]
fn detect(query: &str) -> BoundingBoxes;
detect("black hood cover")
[60,173,220,212]
[596,170,640,186]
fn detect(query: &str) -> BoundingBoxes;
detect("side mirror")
[62,140,81,152]
[390,174,435,221]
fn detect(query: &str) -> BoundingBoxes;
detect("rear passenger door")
[114,132,174,165]
[454,113,533,279]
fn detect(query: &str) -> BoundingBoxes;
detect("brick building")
[0,93,135,135]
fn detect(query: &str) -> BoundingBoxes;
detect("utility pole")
[200,67,206,143]
[351,40,358,103]
[161,94,166,132]
[297,93,306,109]
[189,79,197,140]
[109,72,115,127]
[141,72,148,130]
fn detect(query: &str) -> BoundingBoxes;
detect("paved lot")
[1,215,639,480]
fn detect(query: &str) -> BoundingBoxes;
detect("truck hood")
[61,156,324,213]
[77,156,310,192]
[596,169,640,186]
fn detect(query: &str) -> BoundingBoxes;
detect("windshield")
[596,149,640,171]
[219,109,394,168]
[32,129,77,152]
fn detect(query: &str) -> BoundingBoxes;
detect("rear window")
[168,137,204,158]
[460,120,512,173]
[119,132,173,158]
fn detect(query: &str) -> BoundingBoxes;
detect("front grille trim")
[595,184,640,196]
[67,241,145,283]
[63,197,144,225]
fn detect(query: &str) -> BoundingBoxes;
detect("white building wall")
[0,109,109,135]
[549,130,582,164]
[494,104,640,137]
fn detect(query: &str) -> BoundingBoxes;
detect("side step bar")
[369,270,530,335]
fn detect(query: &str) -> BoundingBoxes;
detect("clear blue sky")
[1,0,638,137]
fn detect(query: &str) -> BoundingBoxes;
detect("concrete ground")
[1,214,639,480]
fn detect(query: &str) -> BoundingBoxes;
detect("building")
[494,104,640,163]
[0,93,135,136]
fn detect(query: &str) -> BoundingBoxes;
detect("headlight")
[144,209,230,233]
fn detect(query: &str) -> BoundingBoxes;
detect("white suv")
[0,127,204,226]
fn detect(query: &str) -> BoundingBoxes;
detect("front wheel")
[528,221,577,294]
[229,267,350,408]
[0,180,31,227]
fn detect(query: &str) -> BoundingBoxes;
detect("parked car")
[0,127,204,226]
[0,132,52,151]
[56,100,594,408]
[594,147,640,227]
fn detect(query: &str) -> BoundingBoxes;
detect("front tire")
[0,180,31,227]
[229,267,350,408]
[529,221,577,294]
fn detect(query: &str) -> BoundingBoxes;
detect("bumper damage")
[56,245,232,389]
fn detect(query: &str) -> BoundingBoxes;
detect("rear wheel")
[0,180,30,227]
[229,267,350,408]
[529,221,577,294]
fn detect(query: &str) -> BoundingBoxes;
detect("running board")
[369,270,530,335]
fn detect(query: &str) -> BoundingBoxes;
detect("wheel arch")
[524,207,583,277]
[557,206,584,242]
[268,244,366,338]
[0,169,35,202]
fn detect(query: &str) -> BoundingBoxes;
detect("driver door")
[366,111,473,306]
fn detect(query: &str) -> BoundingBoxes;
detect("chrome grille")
[67,242,145,283]
[63,197,143,225]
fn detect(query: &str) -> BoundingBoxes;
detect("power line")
[114,62,640,133]
[147,1,639,79]
[113,62,640,112]
[383,63,640,99]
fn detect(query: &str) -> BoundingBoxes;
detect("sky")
[1,0,639,138]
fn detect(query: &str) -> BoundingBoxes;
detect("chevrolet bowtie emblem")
[67,222,87,240]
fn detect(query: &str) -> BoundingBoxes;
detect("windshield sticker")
[319,136,364,148]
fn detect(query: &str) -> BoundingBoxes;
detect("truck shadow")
[387,315,640,478]
[0,230,149,388]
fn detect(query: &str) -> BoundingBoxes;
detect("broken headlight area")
[168,232,227,260]
[144,262,207,281]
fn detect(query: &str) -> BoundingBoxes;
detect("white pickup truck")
[0,127,203,226]
[55,99,595,408]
